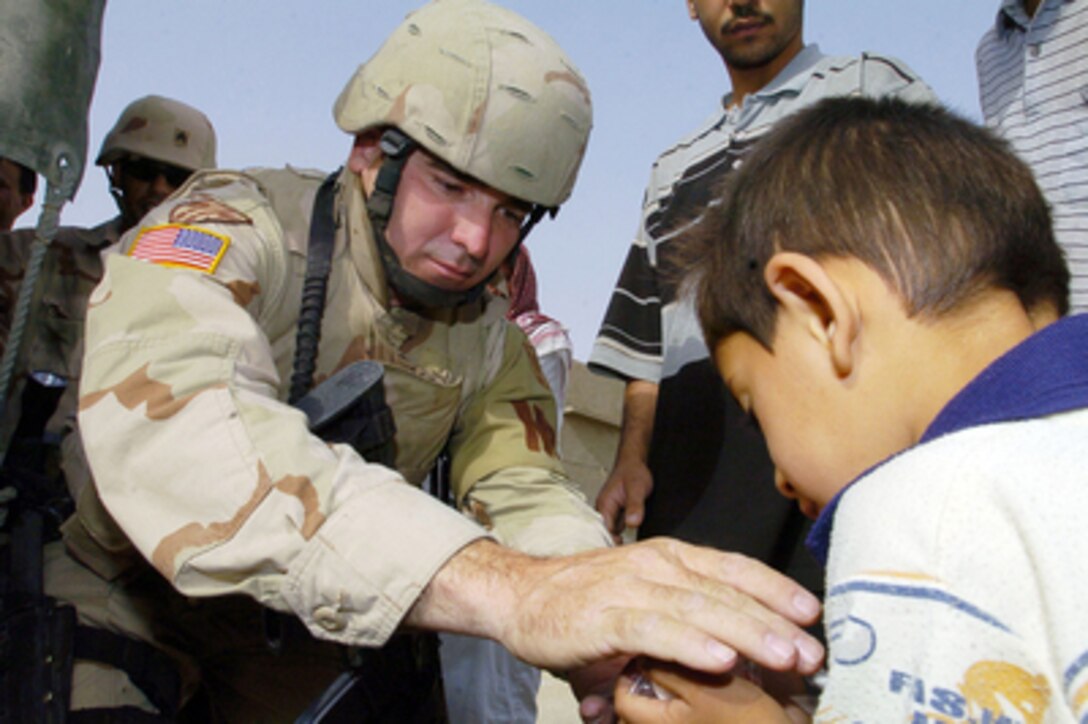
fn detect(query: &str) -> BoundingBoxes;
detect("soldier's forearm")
[404,538,526,641]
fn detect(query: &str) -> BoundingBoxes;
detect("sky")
[56,0,1001,361]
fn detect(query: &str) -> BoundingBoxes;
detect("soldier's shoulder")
[244,165,327,196]
[147,169,286,235]
[178,169,271,204]
[51,217,122,250]
[158,166,326,235]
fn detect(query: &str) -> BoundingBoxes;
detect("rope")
[0,156,77,465]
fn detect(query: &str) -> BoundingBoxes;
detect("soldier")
[0,96,216,511]
[0,156,36,232]
[50,1,822,720]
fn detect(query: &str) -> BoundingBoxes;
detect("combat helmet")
[96,95,217,172]
[333,0,592,306]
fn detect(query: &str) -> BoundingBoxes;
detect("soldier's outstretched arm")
[405,537,824,676]
[77,173,489,648]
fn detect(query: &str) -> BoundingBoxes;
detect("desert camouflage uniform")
[50,164,609,716]
[0,219,119,479]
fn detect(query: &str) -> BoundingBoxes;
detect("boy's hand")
[614,660,811,724]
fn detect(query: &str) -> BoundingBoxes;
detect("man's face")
[112,156,192,229]
[0,158,34,231]
[713,323,895,519]
[354,144,530,293]
[687,0,804,70]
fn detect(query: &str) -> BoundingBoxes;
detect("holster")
[295,633,447,724]
[290,361,447,723]
[293,360,396,468]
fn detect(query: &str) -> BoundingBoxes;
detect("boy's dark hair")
[690,96,1069,350]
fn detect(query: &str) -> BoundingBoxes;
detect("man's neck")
[725,36,805,107]
[1022,0,1042,18]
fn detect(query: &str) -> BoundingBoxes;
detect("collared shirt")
[589,45,936,383]
[977,0,1088,313]
[808,314,1088,720]
[584,45,934,579]
[808,314,1088,565]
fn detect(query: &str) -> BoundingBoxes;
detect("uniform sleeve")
[78,177,487,647]
[450,328,611,556]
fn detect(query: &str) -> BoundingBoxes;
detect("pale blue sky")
[62,1,1000,360]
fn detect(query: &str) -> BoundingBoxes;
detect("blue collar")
[995,0,1077,37]
[807,314,1088,565]
[996,0,1030,36]
[720,44,826,109]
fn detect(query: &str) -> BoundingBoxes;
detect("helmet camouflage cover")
[96,94,217,171]
[333,0,592,208]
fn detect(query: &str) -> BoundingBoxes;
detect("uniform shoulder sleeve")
[80,167,485,647]
[119,169,292,323]
[453,319,610,556]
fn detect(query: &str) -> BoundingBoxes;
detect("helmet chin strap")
[365,128,556,310]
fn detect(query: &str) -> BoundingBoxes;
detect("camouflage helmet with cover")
[96,95,217,172]
[333,0,592,209]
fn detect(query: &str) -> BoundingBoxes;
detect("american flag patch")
[128,224,230,273]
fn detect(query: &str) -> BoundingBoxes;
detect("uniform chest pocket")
[382,362,463,486]
[25,250,101,380]
[26,303,84,381]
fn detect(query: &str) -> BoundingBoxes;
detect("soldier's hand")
[506,538,823,673]
[414,538,823,682]
[595,457,653,544]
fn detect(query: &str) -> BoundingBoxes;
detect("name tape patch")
[129,224,230,273]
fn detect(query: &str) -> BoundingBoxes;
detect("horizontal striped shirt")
[589,45,936,383]
[977,0,1088,312]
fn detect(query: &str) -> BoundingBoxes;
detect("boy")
[615,96,1087,721]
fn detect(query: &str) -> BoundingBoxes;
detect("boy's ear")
[764,252,860,377]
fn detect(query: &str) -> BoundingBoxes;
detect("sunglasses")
[121,158,192,188]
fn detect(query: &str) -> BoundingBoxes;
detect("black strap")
[276,169,342,653]
[73,626,180,719]
[288,170,341,405]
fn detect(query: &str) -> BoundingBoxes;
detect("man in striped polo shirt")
[977,0,1087,313]
[590,0,936,597]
